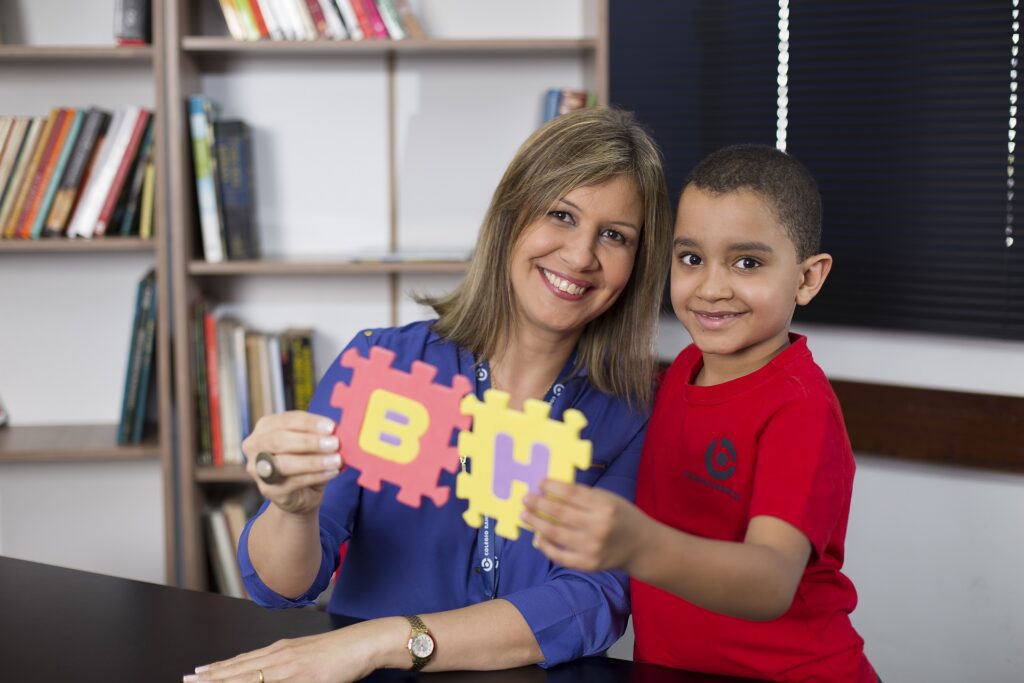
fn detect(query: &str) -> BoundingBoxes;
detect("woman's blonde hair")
[421,107,671,407]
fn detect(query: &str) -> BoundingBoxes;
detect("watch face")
[410,632,435,659]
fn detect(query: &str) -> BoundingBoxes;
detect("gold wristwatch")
[403,614,436,671]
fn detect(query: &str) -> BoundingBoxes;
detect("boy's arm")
[524,482,811,621]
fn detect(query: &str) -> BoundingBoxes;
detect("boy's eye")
[734,257,761,270]
[679,253,702,266]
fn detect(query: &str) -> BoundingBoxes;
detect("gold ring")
[257,669,265,683]
[255,451,283,484]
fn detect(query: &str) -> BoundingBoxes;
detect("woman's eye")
[735,257,761,270]
[679,253,702,266]
[600,228,627,245]
[549,210,574,224]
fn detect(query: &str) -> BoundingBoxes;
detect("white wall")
[657,320,1024,682]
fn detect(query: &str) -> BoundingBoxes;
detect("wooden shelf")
[187,258,470,276]
[182,36,596,55]
[0,238,156,253]
[195,464,250,483]
[0,46,153,61]
[0,425,161,463]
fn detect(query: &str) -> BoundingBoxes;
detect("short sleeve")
[748,397,854,558]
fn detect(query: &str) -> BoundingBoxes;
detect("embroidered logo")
[704,437,737,481]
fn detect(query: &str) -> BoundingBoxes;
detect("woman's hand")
[183,618,405,683]
[522,479,652,574]
[243,411,343,516]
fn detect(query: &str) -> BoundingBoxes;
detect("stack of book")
[192,300,317,468]
[542,88,598,124]
[217,0,425,41]
[187,95,260,263]
[117,270,158,445]
[0,107,156,240]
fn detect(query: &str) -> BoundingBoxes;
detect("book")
[283,328,315,411]
[332,0,364,40]
[0,117,45,239]
[273,0,304,40]
[374,0,405,40]
[114,0,151,45]
[138,158,156,239]
[212,119,260,260]
[359,0,389,38]
[118,117,156,236]
[94,109,152,236]
[204,507,246,598]
[67,107,137,238]
[216,316,245,464]
[231,322,251,448]
[245,331,272,429]
[217,0,247,40]
[254,0,285,40]
[0,117,30,207]
[117,270,157,445]
[29,109,84,239]
[203,308,225,467]
[266,334,287,414]
[317,0,348,39]
[192,301,214,467]
[302,0,330,38]
[131,272,159,443]
[43,108,111,237]
[390,0,425,39]
[3,110,58,239]
[292,0,319,40]
[543,88,561,123]
[246,0,272,39]
[347,0,375,39]
[13,108,70,239]
[188,96,226,262]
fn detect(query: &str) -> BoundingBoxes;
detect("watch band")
[403,614,435,671]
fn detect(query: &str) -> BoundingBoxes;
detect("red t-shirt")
[632,335,876,682]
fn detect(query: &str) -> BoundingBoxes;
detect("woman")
[186,107,672,683]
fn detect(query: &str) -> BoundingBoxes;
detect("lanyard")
[470,357,571,599]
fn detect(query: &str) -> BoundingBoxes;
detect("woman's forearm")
[246,504,324,599]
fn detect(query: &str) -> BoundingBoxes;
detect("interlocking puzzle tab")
[330,346,472,507]
[456,389,592,540]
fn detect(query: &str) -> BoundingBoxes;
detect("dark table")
[0,556,757,682]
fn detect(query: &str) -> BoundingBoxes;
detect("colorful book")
[292,0,319,39]
[0,117,31,215]
[66,107,133,238]
[347,0,376,39]
[0,117,45,238]
[138,158,156,239]
[359,0,389,38]
[3,110,58,238]
[188,96,226,262]
[318,0,348,39]
[254,0,285,40]
[118,118,156,235]
[95,109,152,236]
[14,108,71,239]
[374,0,405,40]
[203,308,225,467]
[332,0,364,40]
[43,108,111,237]
[217,0,247,40]
[30,109,85,239]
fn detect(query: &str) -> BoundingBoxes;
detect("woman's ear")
[796,253,833,306]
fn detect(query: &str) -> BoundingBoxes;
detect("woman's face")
[508,175,643,344]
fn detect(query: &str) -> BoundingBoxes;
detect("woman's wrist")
[362,616,416,671]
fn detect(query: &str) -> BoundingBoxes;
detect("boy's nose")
[696,265,732,301]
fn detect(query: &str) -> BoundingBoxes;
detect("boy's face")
[671,186,825,382]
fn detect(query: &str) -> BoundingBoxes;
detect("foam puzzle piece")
[456,389,592,540]
[330,346,472,507]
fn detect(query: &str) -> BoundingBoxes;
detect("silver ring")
[255,451,282,484]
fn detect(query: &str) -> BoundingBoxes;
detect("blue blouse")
[238,320,648,667]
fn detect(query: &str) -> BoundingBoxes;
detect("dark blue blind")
[611,0,1024,340]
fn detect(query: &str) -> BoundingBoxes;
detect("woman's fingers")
[266,452,343,479]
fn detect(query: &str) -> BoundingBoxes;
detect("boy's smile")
[671,186,829,385]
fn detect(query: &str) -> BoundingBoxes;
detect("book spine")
[347,0,376,40]
[266,334,287,414]
[247,0,271,38]
[4,110,58,238]
[95,109,151,237]
[374,0,405,40]
[0,119,44,236]
[217,0,247,40]
[31,110,84,239]
[292,0,319,39]
[43,108,109,237]
[193,302,214,467]
[317,0,348,39]
[213,120,260,260]
[138,158,156,239]
[66,107,129,238]
[391,0,425,39]
[234,0,263,40]
[232,323,251,445]
[131,272,159,443]
[303,0,330,38]
[117,271,155,444]
[288,331,315,411]
[16,109,71,238]
[359,0,389,38]
[188,97,226,262]
[543,88,561,123]
[333,0,364,40]
[254,0,285,40]
[0,117,30,205]
[118,118,156,235]
[115,0,151,45]
[203,310,225,467]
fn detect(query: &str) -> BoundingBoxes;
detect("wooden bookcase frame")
[165,0,609,591]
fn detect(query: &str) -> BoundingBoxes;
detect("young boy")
[523,145,877,681]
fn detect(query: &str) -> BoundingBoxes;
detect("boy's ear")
[796,253,833,306]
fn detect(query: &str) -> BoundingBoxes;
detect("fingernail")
[183,676,198,682]
[195,665,209,673]
[320,436,339,451]
[317,419,335,434]
[323,454,342,469]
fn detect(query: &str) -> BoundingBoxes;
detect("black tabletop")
[0,556,757,682]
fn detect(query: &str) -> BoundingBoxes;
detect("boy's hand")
[522,479,650,573]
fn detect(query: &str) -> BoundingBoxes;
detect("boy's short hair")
[684,145,821,260]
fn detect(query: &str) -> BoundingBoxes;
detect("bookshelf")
[0,0,173,585]
[165,0,609,591]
